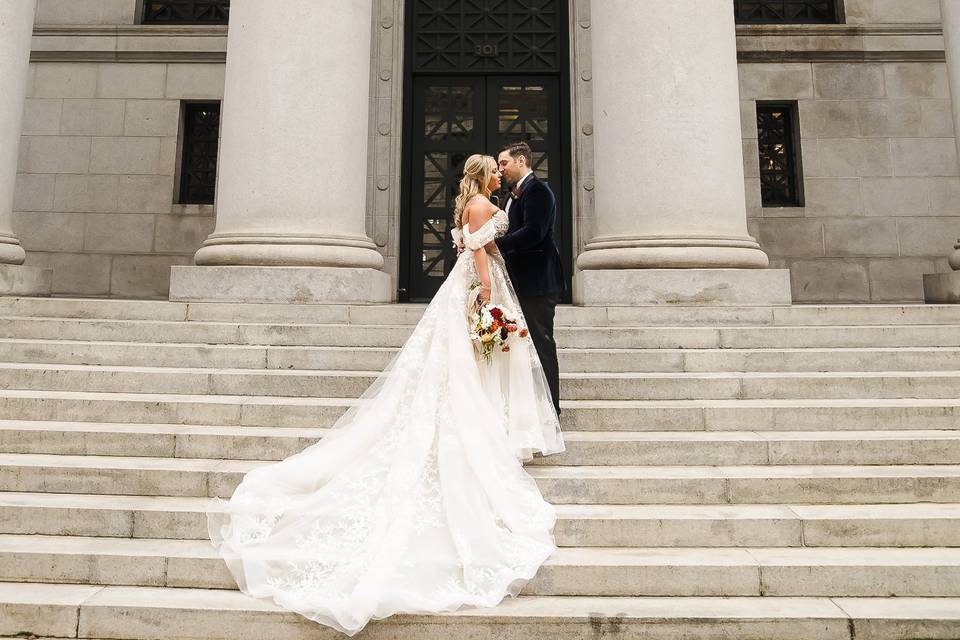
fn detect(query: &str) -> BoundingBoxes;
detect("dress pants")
[517,295,561,416]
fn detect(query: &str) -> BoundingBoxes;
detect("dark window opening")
[757,102,804,207]
[142,1,229,24]
[735,0,841,24]
[179,102,221,205]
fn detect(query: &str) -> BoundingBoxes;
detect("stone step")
[528,464,960,505]
[2,453,958,504]
[3,316,960,349]
[2,535,959,597]
[3,420,960,466]
[10,583,960,640]
[4,492,959,548]
[6,338,960,373]
[4,296,960,327]
[4,362,960,401]
[4,389,960,431]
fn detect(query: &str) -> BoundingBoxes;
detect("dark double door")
[403,75,568,301]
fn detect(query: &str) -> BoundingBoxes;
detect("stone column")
[0,0,51,295]
[575,0,790,306]
[169,0,390,304]
[925,0,960,302]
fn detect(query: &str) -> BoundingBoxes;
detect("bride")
[208,153,565,636]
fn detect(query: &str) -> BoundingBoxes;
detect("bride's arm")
[474,245,491,302]
[465,203,497,302]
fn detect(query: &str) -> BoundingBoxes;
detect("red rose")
[490,307,503,321]
[519,328,529,338]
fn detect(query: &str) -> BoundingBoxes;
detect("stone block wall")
[740,60,959,302]
[15,60,221,296]
[12,0,960,301]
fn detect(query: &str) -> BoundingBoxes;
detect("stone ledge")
[575,269,793,307]
[923,272,960,304]
[168,266,392,304]
[29,24,945,64]
[736,23,946,63]
[0,265,51,296]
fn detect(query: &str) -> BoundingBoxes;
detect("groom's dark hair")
[500,141,532,166]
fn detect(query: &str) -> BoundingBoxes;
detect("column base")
[0,264,52,296]
[574,268,793,306]
[576,236,770,270]
[169,266,392,304]
[0,233,27,265]
[194,234,385,269]
[923,272,960,304]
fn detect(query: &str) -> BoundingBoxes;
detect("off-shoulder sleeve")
[450,227,464,250]
[463,219,497,250]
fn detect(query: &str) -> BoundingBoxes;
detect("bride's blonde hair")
[454,154,496,229]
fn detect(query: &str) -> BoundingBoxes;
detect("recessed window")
[734,0,841,24]
[756,102,804,207]
[179,102,221,205]
[142,1,229,24]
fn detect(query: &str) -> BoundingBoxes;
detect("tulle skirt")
[207,249,565,635]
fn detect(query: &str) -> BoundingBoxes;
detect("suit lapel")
[508,174,536,228]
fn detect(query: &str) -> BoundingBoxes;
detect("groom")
[495,142,565,416]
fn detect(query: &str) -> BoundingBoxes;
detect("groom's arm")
[496,184,554,253]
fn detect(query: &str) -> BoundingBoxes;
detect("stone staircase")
[1,296,960,639]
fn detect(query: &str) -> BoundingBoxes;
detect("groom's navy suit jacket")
[495,175,565,298]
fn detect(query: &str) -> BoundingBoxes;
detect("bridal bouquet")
[468,281,528,362]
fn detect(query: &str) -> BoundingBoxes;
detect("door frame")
[398,0,573,303]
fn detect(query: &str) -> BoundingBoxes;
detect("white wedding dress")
[208,209,565,636]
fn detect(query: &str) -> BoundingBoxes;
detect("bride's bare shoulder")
[464,195,498,227]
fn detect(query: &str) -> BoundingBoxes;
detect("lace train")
[208,212,564,635]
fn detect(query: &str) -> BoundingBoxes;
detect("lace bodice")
[451,209,509,252]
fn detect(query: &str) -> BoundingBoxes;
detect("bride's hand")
[479,286,491,304]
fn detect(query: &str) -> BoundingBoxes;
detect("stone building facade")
[2,0,959,303]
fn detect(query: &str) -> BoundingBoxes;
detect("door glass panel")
[424,85,475,141]
[529,151,549,183]
[422,152,448,207]
[498,84,548,141]
[422,218,451,277]
[409,78,482,299]
[490,79,558,202]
